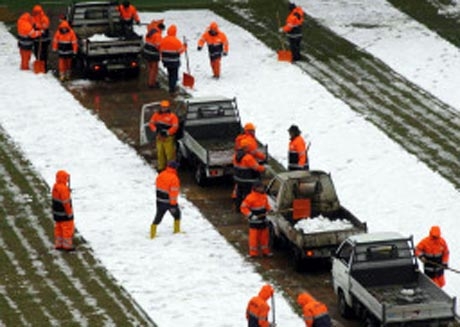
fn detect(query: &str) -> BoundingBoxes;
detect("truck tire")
[194,163,207,186]
[338,290,353,319]
[291,246,304,272]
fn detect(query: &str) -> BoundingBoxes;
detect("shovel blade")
[182,72,195,88]
[33,60,45,74]
[292,199,311,220]
[277,50,292,62]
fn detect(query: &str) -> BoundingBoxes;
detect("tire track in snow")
[0,130,154,326]
[222,5,460,188]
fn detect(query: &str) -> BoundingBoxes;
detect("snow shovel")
[33,37,46,74]
[182,37,195,88]
[276,12,292,62]
[271,295,277,327]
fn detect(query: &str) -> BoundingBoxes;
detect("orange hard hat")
[244,122,255,131]
[160,100,170,108]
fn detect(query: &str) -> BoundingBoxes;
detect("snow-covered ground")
[1,3,460,325]
[299,0,460,111]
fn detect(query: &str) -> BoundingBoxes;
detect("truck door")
[332,241,353,294]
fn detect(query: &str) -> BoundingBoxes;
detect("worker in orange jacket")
[235,123,266,163]
[233,139,266,211]
[279,2,305,61]
[159,24,186,94]
[52,19,78,81]
[241,181,272,257]
[246,284,274,327]
[197,21,229,79]
[143,19,165,88]
[415,225,450,288]
[297,293,332,327]
[31,4,50,71]
[149,100,179,172]
[150,161,181,238]
[117,1,140,36]
[52,170,75,251]
[17,12,42,70]
[288,124,309,170]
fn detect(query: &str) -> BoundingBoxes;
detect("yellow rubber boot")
[150,224,157,239]
[173,220,181,234]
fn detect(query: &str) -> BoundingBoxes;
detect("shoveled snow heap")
[294,216,354,233]
[88,33,119,41]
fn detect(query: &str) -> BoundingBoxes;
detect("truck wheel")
[194,164,207,186]
[291,247,304,272]
[338,290,353,319]
[268,223,280,250]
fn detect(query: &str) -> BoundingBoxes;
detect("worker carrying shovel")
[246,284,275,327]
[279,2,305,62]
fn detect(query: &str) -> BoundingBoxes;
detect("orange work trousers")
[210,58,221,78]
[20,49,32,70]
[147,61,159,87]
[432,274,446,288]
[58,57,73,75]
[249,227,271,257]
[54,220,75,250]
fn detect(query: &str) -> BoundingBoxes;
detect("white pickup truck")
[332,232,457,327]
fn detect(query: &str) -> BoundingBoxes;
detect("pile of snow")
[88,33,118,41]
[295,216,354,233]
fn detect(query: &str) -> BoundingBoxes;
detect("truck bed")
[351,275,456,323]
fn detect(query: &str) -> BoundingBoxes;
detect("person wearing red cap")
[197,21,229,78]
[415,225,450,287]
[246,284,274,327]
[150,160,181,238]
[148,100,179,172]
[235,122,266,162]
[297,292,331,327]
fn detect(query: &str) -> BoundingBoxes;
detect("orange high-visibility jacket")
[297,293,331,327]
[117,4,140,23]
[52,20,78,57]
[143,20,163,61]
[31,5,50,30]
[416,233,449,279]
[288,135,308,170]
[149,110,179,136]
[197,22,229,60]
[156,167,180,206]
[241,190,271,228]
[246,285,273,327]
[17,12,42,49]
[159,25,185,67]
[233,151,265,184]
[282,6,304,37]
[52,170,74,222]
[235,133,266,162]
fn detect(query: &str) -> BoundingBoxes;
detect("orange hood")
[297,292,314,306]
[167,24,177,36]
[55,170,70,184]
[258,284,274,300]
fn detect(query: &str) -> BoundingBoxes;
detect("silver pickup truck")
[266,170,367,271]
[66,1,143,77]
[332,232,457,327]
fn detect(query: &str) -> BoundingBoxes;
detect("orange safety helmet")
[160,100,170,108]
[244,122,256,131]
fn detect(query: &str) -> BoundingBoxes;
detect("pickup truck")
[266,170,367,271]
[139,96,267,185]
[332,232,457,327]
[66,1,143,78]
